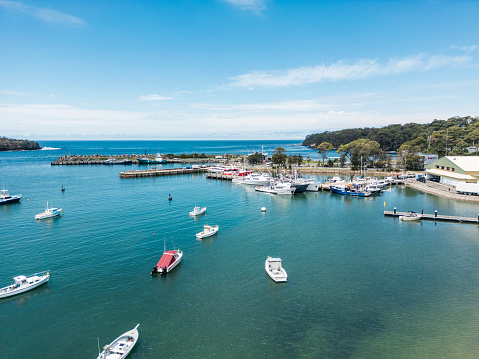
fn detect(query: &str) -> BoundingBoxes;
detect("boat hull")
[196,226,219,239]
[97,324,140,359]
[265,257,287,282]
[0,196,22,205]
[0,272,50,299]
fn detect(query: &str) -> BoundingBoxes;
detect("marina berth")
[0,271,50,298]
[97,324,140,359]
[265,257,287,282]
[0,188,22,205]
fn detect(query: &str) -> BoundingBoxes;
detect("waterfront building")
[418,153,439,166]
[425,156,479,186]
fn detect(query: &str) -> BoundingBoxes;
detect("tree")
[272,147,287,167]
[338,139,381,170]
[317,142,334,167]
[247,152,263,164]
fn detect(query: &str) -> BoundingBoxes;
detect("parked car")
[417,177,426,183]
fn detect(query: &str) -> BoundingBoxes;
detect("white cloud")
[137,94,175,102]
[0,0,84,26]
[220,0,266,14]
[228,53,471,89]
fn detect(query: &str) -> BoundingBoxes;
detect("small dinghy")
[97,324,140,359]
[265,257,287,282]
[0,271,50,298]
[151,239,183,275]
[196,224,219,239]
[189,206,207,216]
[399,211,422,221]
[35,202,63,220]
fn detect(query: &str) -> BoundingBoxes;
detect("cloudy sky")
[1,0,478,140]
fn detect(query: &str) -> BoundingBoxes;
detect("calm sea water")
[1,141,479,359]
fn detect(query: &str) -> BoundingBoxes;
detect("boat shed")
[425,156,479,186]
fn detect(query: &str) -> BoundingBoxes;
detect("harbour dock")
[384,210,479,224]
[120,167,207,178]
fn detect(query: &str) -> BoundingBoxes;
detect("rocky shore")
[0,137,41,151]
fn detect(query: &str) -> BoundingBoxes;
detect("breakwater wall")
[51,155,225,166]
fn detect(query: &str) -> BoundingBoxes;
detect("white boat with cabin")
[0,271,50,298]
[35,202,63,220]
[255,181,295,195]
[189,206,207,216]
[97,324,140,359]
[196,224,219,239]
[233,173,271,186]
[265,257,287,282]
[0,188,22,205]
[399,211,422,221]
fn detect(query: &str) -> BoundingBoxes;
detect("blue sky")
[1,0,478,140]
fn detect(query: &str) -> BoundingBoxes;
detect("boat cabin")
[268,258,283,271]
[13,276,27,287]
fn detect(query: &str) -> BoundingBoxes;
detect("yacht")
[0,188,22,205]
[233,173,271,186]
[255,181,295,195]
[189,206,207,216]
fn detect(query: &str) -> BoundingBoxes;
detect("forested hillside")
[0,137,41,151]
[302,116,479,156]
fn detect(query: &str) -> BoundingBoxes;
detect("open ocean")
[1,140,479,359]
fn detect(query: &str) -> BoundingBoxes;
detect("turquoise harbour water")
[1,141,479,359]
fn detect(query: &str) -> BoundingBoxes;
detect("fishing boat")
[265,257,287,282]
[138,153,166,164]
[189,206,207,216]
[151,239,183,275]
[97,324,140,359]
[0,188,22,205]
[399,211,422,221]
[196,224,219,239]
[35,202,63,220]
[0,271,50,298]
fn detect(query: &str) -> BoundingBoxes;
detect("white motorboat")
[189,206,207,216]
[302,178,321,191]
[365,184,382,194]
[196,224,219,239]
[399,211,422,221]
[329,175,346,185]
[255,182,295,195]
[265,257,287,282]
[35,202,63,220]
[0,271,50,298]
[0,188,22,205]
[233,173,271,186]
[97,324,140,359]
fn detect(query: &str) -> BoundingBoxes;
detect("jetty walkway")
[120,167,207,178]
[384,210,479,224]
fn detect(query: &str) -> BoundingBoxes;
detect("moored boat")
[196,224,219,239]
[0,188,22,205]
[189,206,207,216]
[399,211,422,221]
[0,271,50,298]
[35,202,63,220]
[255,181,295,195]
[97,324,140,359]
[265,257,287,282]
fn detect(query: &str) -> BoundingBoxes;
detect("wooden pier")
[384,210,479,224]
[120,167,207,178]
